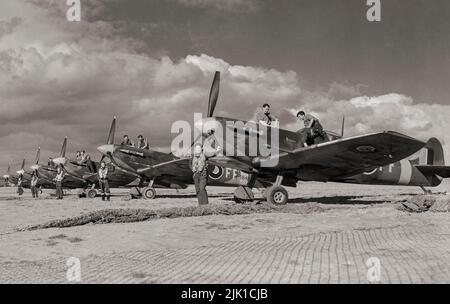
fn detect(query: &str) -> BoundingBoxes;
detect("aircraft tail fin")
[412,138,445,166]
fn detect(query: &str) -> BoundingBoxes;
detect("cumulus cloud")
[0,0,449,172]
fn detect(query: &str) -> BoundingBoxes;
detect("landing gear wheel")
[266,186,288,205]
[142,187,156,199]
[87,189,97,198]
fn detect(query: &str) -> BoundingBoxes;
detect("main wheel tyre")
[266,186,288,205]
[87,189,97,198]
[142,187,156,200]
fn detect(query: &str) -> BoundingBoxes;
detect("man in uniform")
[54,165,65,199]
[30,169,40,199]
[17,172,24,196]
[255,103,277,127]
[296,110,327,146]
[121,135,134,146]
[136,134,149,149]
[79,150,95,173]
[190,143,221,205]
[98,161,110,201]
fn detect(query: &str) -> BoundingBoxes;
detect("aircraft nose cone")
[97,144,115,155]
[30,165,40,170]
[52,157,66,166]
[16,170,24,175]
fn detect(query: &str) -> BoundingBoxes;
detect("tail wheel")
[266,186,288,205]
[142,187,156,200]
[87,189,97,198]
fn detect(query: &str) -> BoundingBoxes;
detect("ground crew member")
[98,161,110,201]
[296,110,327,146]
[79,150,95,173]
[31,170,39,199]
[54,165,65,199]
[190,143,220,205]
[136,135,149,149]
[255,103,277,126]
[121,135,134,146]
[17,173,24,196]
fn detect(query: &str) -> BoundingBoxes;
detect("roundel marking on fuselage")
[209,165,223,180]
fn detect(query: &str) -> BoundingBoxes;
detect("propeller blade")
[21,159,25,170]
[107,116,116,145]
[341,116,345,138]
[35,147,41,165]
[60,137,67,157]
[7,165,10,174]
[207,71,220,118]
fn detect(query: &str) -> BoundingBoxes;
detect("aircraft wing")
[258,131,426,181]
[415,165,450,178]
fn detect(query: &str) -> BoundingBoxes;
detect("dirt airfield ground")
[0,181,449,284]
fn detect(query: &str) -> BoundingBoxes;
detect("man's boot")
[107,195,110,201]
[101,194,105,201]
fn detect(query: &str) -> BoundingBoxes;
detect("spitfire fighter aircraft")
[97,71,431,204]
[97,117,268,200]
[51,137,140,198]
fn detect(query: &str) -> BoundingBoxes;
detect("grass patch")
[18,202,323,231]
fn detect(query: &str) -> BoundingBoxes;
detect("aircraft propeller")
[3,165,10,180]
[16,159,25,175]
[52,137,68,166]
[207,71,220,118]
[30,147,41,171]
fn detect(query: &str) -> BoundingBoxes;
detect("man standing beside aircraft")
[30,170,39,199]
[190,143,221,205]
[17,173,24,196]
[54,165,65,199]
[98,161,110,201]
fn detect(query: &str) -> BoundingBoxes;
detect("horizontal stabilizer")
[415,165,450,178]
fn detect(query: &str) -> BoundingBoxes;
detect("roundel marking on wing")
[209,165,223,180]
[355,145,376,153]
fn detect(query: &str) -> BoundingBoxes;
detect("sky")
[1,0,450,170]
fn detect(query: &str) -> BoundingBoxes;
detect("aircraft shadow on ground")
[152,194,230,199]
[222,195,401,205]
